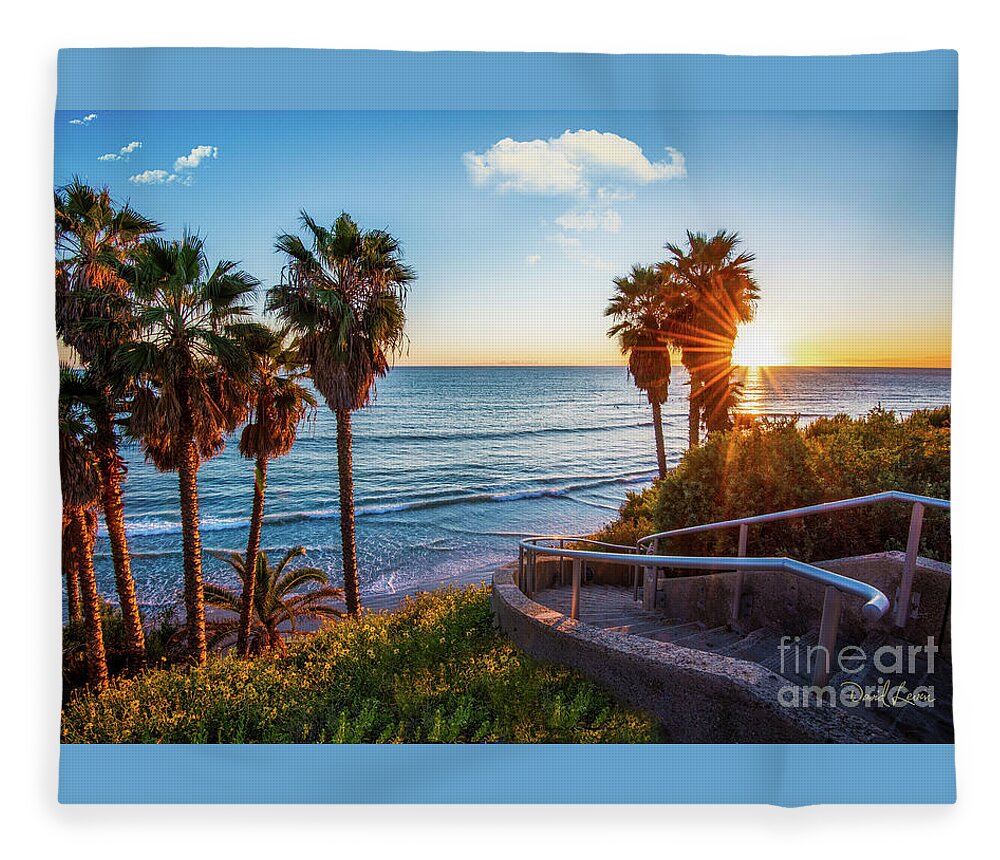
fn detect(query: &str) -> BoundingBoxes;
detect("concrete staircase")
[533,583,953,742]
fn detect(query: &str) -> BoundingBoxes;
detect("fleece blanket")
[56,49,955,804]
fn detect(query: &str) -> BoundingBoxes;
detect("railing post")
[642,539,658,611]
[570,559,582,620]
[813,586,842,686]
[895,502,925,627]
[559,539,567,586]
[518,545,524,591]
[730,522,749,625]
[526,548,536,597]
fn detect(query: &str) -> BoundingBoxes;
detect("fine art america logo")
[776,636,939,709]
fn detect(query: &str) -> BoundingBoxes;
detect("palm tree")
[605,266,675,478]
[61,514,84,628]
[235,325,316,657]
[269,212,415,617]
[58,370,109,688]
[54,180,161,667]
[116,235,259,665]
[658,231,759,444]
[205,547,345,655]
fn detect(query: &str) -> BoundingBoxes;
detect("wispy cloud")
[69,113,98,126]
[526,254,541,265]
[98,141,143,162]
[129,169,172,185]
[129,145,218,186]
[554,208,621,233]
[174,145,218,172]
[464,129,685,197]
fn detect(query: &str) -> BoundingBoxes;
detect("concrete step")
[605,617,692,636]
[669,625,747,653]
[641,621,705,643]
[718,628,771,658]
[752,630,819,685]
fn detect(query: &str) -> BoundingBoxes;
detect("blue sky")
[55,108,955,366]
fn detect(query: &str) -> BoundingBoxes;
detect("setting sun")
[733,326,791,367]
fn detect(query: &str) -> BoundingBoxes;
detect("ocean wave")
[110,468,659,538]
[352,420,654,445]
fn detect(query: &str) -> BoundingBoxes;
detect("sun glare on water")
[733,326,791,368]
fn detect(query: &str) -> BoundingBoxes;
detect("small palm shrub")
[205,547,345,655]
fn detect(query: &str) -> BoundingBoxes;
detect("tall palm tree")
[235,325,316,657]
[205,547,345,655]
[61,514,84,629]
[116,235,259,665]
[658,230,759,445]
[55,180,161,667]
[605,266,675,478]
[58,370,108,688]
[269,212,415,617]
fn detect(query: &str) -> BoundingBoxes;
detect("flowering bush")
[61,585,661,743]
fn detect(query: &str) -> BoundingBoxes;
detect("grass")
[62,585,662,743]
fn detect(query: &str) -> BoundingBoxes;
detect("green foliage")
[63,601,181,697]
[589,488,657,548]
[644,406,950,562]
[61,586,662,744]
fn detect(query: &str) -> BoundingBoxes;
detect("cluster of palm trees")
[56,180,414,687]
[605,230,760,477]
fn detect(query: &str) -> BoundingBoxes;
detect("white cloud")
[129,169,171,185]
[554,209,622,233]
[128,144,215,187]
[69,113,97,126]
[174,145,217,172]
[464,129,685,196]
[596,187,636,202]
[98,141,143,162]
[526,254,541,265]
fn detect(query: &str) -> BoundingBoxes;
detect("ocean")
[91,366,950,609]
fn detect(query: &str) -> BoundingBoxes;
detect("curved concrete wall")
[492,565,895,744]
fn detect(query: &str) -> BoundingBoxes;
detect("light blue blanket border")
[56,48,957,806]
[56,49,957,111]
[59,743,955,805]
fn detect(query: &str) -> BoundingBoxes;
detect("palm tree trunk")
[62,512,83,627]
[178,434,208,664]
[335,408,361,617]
[650,399,667,478]
[687,380,701,448]
[71,507,108,689]
[93,392,146,667]
[237,454,268,657]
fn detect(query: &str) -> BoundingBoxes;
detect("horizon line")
[391,363,952,370]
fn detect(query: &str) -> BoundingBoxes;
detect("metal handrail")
[513,491,950,685]
[636,490,949,629]
[638,491,950,546]
[519,538,890,622]
[516,535,642,597]
[523,535,640,553]
[517,537,888,685]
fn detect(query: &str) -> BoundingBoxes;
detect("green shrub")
[642,406,950,562]
[589,488,657,548]
[63,601,182,698]
[61,585,662,744]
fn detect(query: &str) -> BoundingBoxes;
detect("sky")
[55,109,956,367]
